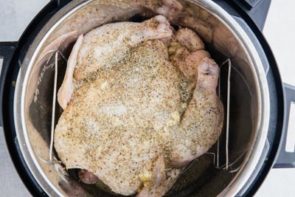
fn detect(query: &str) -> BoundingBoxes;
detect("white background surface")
[0,0,294,196]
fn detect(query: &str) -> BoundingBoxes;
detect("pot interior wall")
[19,0,259,196]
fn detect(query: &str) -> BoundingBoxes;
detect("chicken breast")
[55,18,223,197]
[55,40,183,196]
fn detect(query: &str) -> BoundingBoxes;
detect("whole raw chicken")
[54,15,223,197]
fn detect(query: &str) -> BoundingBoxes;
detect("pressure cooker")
[1,0,295,196]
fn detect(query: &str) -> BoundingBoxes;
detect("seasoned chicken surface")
[56,40,183,196]
[38,0,183,77]
[58,15,172,109]
[75,15,172,80]
[55,16,223,197]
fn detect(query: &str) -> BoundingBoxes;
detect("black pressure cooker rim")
[226,1,285,195]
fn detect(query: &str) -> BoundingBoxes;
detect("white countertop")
[0,0,294,196]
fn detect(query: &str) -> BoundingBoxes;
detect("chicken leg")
[137,156,180,197]
[57,34,84,109]
[170,57,224,167]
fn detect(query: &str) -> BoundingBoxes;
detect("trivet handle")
[274,84,295,168]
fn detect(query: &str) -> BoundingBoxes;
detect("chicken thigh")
[169,57,223,167]
[166,28,223,167]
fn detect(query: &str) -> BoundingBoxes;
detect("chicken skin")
[58,15,173,109]
[55,39,183,196]
[74,15,172,80]
[55,16,223,197]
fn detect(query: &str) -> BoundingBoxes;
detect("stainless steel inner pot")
[14,0,271,196]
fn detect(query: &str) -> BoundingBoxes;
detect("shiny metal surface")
[14,0,270,196]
